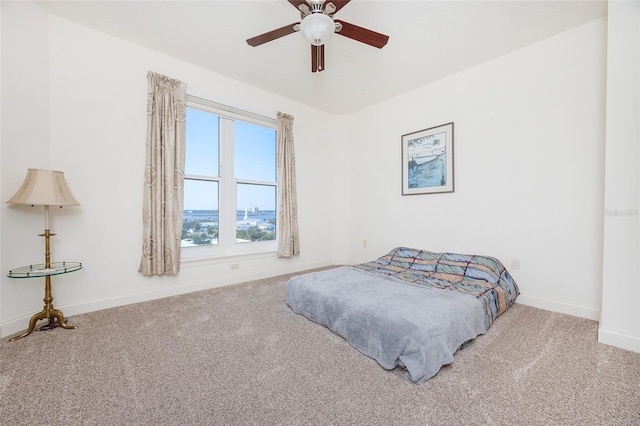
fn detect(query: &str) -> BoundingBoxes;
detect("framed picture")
[401,122,454,195]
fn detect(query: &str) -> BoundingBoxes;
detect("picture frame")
[401,122,454,195]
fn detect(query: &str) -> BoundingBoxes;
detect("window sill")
[180,249,278,268]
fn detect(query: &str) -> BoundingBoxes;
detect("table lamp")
[6,169,81,340]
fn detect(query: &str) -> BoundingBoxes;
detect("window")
[182,95,277,258]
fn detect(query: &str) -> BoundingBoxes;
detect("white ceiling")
[35,0,607,114]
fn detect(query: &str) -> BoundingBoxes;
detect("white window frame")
[181,95,277,262]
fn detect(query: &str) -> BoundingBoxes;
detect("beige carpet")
[1,269,639,425]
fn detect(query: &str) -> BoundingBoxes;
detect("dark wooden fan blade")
[311,45,325,73]
[334,20,389,49]
[246,23,298,47]
[287,0,308,11]
[329,0,351,14]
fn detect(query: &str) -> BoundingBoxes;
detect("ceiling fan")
[246,0,389,73]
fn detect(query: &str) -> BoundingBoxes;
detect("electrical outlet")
[362,240,368,248]
[511,259,520,270]
[230,263,240,270]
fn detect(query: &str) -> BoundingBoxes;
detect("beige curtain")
[276,112,300,257]
[139,72,187,275]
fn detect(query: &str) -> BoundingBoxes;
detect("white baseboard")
[515,293,600,321]
[517,294,640,353]
[1,262,330,339]
[598,328,640,353]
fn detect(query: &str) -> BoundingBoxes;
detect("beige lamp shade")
[6,169,80,206]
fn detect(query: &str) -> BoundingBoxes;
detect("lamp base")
[8,229,78,342]
[38,315,70,331]
[9,306,76,342]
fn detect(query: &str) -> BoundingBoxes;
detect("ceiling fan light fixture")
[300,12,335,46]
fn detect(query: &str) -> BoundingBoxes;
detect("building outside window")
[182,96,277,258]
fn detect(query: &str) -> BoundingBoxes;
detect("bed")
[286,247,520,384]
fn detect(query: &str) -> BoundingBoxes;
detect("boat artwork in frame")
[402,122,454,195]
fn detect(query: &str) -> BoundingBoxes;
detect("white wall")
[599,0,640,353]
[347,18,607,321]
[0,2,336,336]
[330,115,352,265]
[1,2,53,335]
[2,3,636,354]
[0,3,3,327]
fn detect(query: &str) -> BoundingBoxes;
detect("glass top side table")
[7,261,82,341]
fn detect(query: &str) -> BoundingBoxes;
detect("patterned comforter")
[353,247,520,329]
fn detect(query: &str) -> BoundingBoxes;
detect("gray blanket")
[286,266,488,383]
